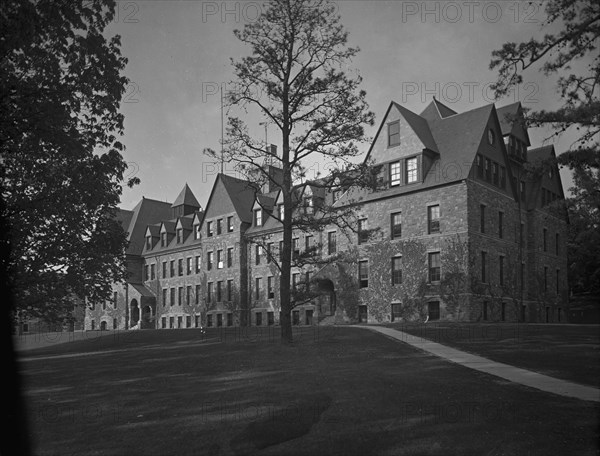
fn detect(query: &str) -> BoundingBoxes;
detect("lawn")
[388,322,600,388]
[18,326,599,456]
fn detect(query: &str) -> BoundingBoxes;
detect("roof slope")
[220,174,259,224]
[125,198,172,255]
[395,103,439,153]
[172,183,201,208]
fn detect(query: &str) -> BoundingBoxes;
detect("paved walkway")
[354,325,600,403]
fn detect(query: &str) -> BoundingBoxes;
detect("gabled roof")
[145,225,160,237]
[129,283,156,298]
[171,183,201,209]
[256,194,276,211]
[420,98,457,121]
[220,174,259,224]
[527,144,566,203]
[116,209,134,230]
[160,220,176,232]
[394,102,439,153]
[176,216,193,231]
[496,102,521,135]
[124,198,172,255]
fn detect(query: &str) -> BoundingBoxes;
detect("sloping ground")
[19,327,599,456]
[392,322,600,388]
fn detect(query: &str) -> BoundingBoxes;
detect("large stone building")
[84,99,569,330]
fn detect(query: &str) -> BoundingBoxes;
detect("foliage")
[490,0,599,294]
[205,0,374,341]
[1,0,135,323]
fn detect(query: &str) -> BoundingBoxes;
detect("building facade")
[85,99,569,330]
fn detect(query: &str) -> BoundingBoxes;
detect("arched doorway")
[100,321,107,331]
[317,279,336,316]
[142,305,153,329]
[130,299,140,328]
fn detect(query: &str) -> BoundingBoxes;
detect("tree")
[489,0,599,294]
[205,0,374,342]
[1,0,137,324]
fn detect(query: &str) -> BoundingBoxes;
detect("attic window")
[488,129,495,145]
[388,121,400,147]
[194,224,201,240]
[390,161,401,187]
[161,232,167,247]
[176,228,183,244]
[146,236,152,250]
[406,157,418,184]
[254,209,262,227]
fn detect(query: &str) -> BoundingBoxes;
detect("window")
[113,318,118,329]
[113,291,118,308]
[216,219,222,235]
[161,232,167,247]
[178,258,183,276]
[480,205,486,233]
[485,158,491,182]
[254,209,262,227]
[217,249,223,268]
[391,212,402,239]
[428,301,440,320]
[487,129,495,145]
[482,301,488,321]
[544,266,548,291]
[358,219,369,244]
[392,256,402,285]
[520,181,526,202]
[521,262,525,291]
[427,205,440,234]
[255,245,261,265]
[207,314,213,327]
[194,224,201,240]
[186,316,191,328]
[391,303,402,322]
[162,261,167,278]
[305,271,312,291]
[328,231,337,254]
[428,252,441,282]
[292,310,300,325]
[501,302,506,321]
[555,233,559,256]
[556,269,560,294]
[293,238,300,257]
[196,256,201,273]
[146,236,152,250]
[170,260,175,278]
[178,287,183,305]
[206,221,213,237]
[305,235,313,253]
[227,313,233,327]
[227,280,233,301]
[102,300,106,310]
[267,312,274,326]
[91,320,95,330]
[196,285,201,305]
[266,243,273,264]
[207,252,213,271]
[406,157,418,183]
[388,120,400,147]
[186,286,192,305]
[332,190,340,203]
[389,161,401,186]
[227,247,233,268]
[162,289,167,307]
[359,260,369,288]
[186,257,192,275]
[292,272,299,290]
[256,312,262,326]
[144,265,149,281]
[492,162,499,186]
[278,204,284,221]
[481,251,487,283]
[217,281,222,302]
[268,276,274,299]
[207,282,213,303]
[255,277,262,300]
[543,228,547,252]
[227,216,234,232]
[476,154,484,178]
[279,240,284,260]
[217,314,222,327]
[499,256,505,286]
[176,228,183,244]
[498,212,503,239]
[150,264,155,280]
[170,288,175,307]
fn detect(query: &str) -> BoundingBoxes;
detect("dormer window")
[194,224,201,240]
[176,228,183,244]
[146,236,152,250]
[304,197,313,214]
[161,232,167,247]
[406,157,418,184]
[254,209,262,227]
[487,129,495,145]
[332,190,339,203]
[388,120,400,147]
[278,204,284,221]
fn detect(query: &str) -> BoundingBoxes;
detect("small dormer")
[144,225,160,251]
[159,221,176,248]
[192,212,203,241]
[175,216,193,244]
[171,183,201,219]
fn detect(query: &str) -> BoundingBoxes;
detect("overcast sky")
[108,0,587,210]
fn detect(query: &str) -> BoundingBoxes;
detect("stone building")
[85,99,569,330]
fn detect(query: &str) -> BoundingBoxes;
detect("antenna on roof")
[220,84,224,174]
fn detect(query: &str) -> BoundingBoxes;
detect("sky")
[106,0,590,210]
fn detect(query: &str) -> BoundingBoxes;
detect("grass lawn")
[18,326,599,456]
[388,322,600,388]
